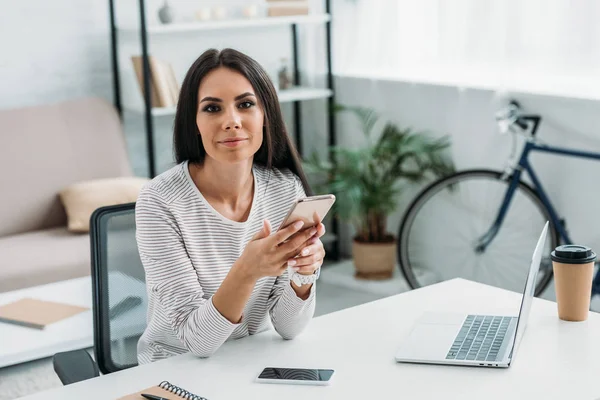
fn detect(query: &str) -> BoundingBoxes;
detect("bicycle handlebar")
[495,100,541,136]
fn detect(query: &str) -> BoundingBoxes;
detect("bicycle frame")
[478,115,600,296]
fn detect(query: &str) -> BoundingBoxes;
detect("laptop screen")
[508,221,548,359]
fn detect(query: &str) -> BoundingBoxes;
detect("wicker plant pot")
[352,238,396,280]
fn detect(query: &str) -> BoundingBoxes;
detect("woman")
[135,48,327,364]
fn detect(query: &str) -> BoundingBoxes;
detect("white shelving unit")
[119,14,335,118]
[128,87,333,117]
[118,14,331,35]
[110,0,340,258]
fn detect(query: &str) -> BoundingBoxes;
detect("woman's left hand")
[287,222,326,275]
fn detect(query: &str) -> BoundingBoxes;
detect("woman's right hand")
[234,219,318,281]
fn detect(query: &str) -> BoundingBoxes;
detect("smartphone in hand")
[277,194,336,232]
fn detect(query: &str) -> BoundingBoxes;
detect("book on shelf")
[267,0,309,17]
[131,56,180,109]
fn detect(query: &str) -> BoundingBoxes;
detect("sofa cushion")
[59,177,149,233]
[0,97,133,237]
[0,227,90,293]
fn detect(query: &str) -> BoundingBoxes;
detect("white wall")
[333,75,600,259]
[0,0,112,109]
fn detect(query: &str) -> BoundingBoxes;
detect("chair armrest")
[53,349,100,385]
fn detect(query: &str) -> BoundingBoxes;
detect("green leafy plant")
[304,104,455,243]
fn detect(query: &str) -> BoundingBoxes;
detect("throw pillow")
[59,176,149,233]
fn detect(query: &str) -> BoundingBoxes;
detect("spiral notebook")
[117,381,208,400]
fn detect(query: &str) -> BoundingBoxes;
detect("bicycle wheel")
[397,169,559,297]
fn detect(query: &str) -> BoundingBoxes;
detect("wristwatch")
[290,267,320,286]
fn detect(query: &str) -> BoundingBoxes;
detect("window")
[333,0,600,98]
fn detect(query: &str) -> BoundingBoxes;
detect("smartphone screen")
[258,367,334,382]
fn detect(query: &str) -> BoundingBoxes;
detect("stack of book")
[131,56,180,108]
[266,0,309,17]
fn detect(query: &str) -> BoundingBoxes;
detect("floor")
[2,259,599,400]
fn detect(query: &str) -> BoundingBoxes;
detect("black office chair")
[53,202,147,384]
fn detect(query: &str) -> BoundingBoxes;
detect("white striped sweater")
[135,161,316,364]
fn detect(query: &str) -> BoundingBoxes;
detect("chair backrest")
[0,97,133,237]
[90,202,147,374]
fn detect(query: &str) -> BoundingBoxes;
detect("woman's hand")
[233,219,318,282]
[287,220,326,276]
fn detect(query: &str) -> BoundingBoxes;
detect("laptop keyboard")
[445,315,512,362]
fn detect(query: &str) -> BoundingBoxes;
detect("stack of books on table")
[266,0,309,17]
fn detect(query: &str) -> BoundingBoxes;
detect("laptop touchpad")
[417,311,466,325]
[396,314,463,361]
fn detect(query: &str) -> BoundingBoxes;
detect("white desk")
[0,273,146,368]
[19,279,600,400]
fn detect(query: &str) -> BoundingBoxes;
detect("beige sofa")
[0,97,134,292]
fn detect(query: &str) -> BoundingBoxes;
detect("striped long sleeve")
[135,162,317,364]
[268,271,316,339]
[136,189,239,358]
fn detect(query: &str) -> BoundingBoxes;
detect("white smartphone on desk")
[255,367,335,386]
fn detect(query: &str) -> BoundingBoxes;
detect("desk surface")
[0,273,146,368]
[20,279,600,400]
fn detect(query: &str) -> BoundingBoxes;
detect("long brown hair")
[173,48,312,196]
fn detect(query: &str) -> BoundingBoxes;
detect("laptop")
[395,221,548,368]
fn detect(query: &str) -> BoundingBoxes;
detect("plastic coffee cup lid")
[551,245,596,264]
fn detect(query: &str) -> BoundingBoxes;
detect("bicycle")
[397,100,600,298]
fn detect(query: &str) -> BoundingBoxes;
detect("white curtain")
[334,0,600,78]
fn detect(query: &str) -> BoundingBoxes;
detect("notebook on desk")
[0,298,88,329]
[118,381,208,400]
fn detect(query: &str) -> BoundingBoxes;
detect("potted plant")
[304,104,455,280]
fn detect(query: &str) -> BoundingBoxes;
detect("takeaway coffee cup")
[551,245,597,321]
